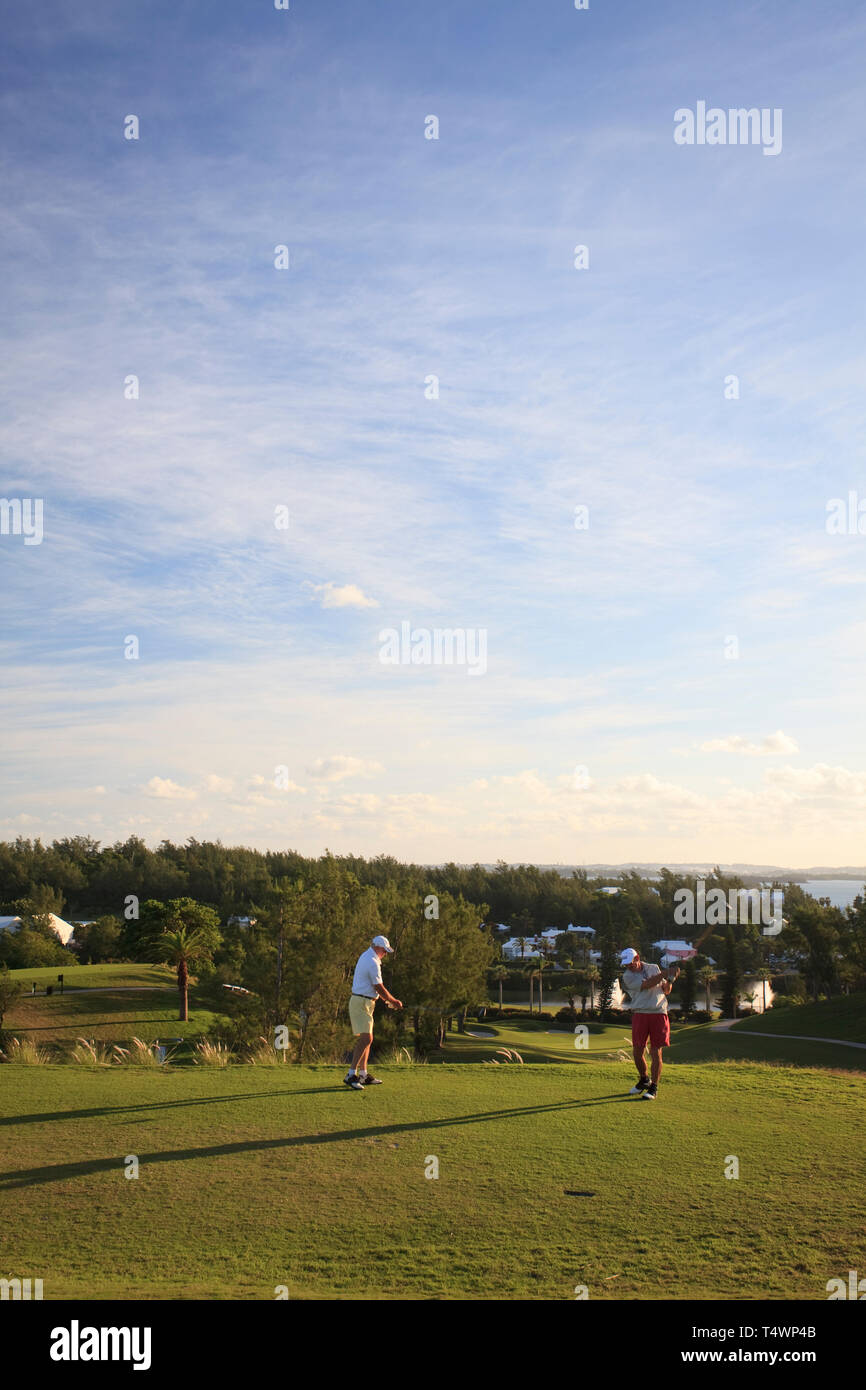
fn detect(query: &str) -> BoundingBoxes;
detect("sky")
[2,0,865,867]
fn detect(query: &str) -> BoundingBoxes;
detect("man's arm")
[640,966,680,991]
[375,981,402,1009]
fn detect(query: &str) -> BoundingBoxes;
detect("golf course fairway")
[2,1060,862,1301]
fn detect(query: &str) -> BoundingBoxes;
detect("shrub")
[0,1036,53,1065]
[113,1037,167,1067]
[70,1037,115,1066]
[246,1036,289,1066]
[191,1039,233,1068]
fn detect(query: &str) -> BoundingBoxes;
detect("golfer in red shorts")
[619,947,680,1100]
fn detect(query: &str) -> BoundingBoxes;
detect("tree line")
[1,838,864,1054]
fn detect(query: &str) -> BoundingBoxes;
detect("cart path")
[711,1019,866,1049]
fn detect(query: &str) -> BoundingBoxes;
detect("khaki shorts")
[349,994,376,1036]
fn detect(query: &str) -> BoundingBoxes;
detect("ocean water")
[800,879,865,910]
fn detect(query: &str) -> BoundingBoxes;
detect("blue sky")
[2,0,865,866]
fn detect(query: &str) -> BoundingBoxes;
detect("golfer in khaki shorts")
[344,935,402,1090]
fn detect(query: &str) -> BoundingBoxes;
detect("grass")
[1,1061,863,1300]
[425,1016,866,1072]
[3,963,220,1054]
[8,963,178,990]
[729,992,866,1044]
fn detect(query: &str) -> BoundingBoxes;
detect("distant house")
[599,886,621,896]
[651,938,698,962]
[0,913,76,946]
[227,916,257,929]
[502,937,543,961]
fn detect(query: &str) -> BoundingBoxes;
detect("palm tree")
[699,965,716,1018]
[584,964,600,1015]
[535,957,552,1013]
[491,963,508,1010]
[560,959,581,1014]
[158,927,212,1022]
[523,962,535,1013]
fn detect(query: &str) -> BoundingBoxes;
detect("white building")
[0,913,76,946]
[652,938,697,961]
[501,937,544,961]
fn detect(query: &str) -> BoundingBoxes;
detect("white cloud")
[307,582,378,610]
[700,731,799,757]
[143,777,198,801]
[305,755,383,783]
[205,775,234,794]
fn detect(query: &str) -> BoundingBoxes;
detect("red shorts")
[632,1013,670,1049]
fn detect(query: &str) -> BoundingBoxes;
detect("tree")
[490,963,508,1009]
[583,964,600,1014]
[73,916,122,964]
[678,958,697,1018]
[157,927,215,1022]
[597,932,618,1021]
[524,962,535,1013]
[720,928,743,1019]
[0,926,69,969]
[558,963,581,1014]
[388,890,493,1058]
[125,897,221,963]
[0,963,21,1029]
[698,964,716,1017]
[783,896,842,1002]
[535,956,552,1012]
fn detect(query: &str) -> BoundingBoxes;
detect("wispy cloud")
[700,732,800,757]
[306,582,379,610]
[1,3,865,864]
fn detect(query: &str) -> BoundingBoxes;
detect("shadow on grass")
[0,1088,342,1128]
[0,1094,630,1188]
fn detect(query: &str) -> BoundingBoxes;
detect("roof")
[0,913,76,946]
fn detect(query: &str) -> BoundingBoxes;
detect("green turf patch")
[8,964,177,990]
[1,1062,862,1300]
[728,993,866,1044]
[3,963,218,1053]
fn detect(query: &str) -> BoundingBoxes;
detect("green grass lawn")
[1,1061,862,1301]
[8,963,178,990]
[427,1015,866,1072]
[729,992,866,1044]
[3,964,220,1052]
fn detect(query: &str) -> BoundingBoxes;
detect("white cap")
[619,947,638,966]
[372,935,394,953]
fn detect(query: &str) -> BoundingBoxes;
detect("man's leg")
[350,1032,372,1073]
[650,1044,662,1086]
[632,1040,648,1080]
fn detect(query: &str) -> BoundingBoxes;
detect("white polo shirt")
[622,961,668,1014]
[352,947,383,999]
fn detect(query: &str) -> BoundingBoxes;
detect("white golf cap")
[372,935,394,953]
[619,947,638,966]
